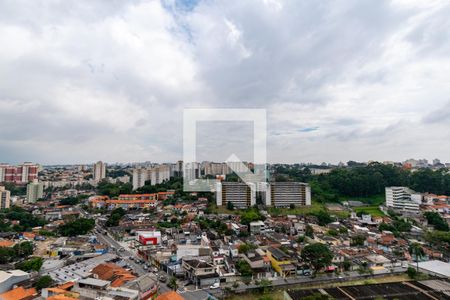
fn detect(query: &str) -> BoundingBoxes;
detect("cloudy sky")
[1,0,450,165]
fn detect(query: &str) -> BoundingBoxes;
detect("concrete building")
[132,167,149,190]
[203,162,228,176]
[0,186,10,209]
[216,181,256,209]
[0,163,39,183]
[26,179,44,203]
[150,165,171,185]
[93,161,106,182]
[184,162,200,182]
[385,187,421,211]
[269,182,311,207]
[0,270,30,294]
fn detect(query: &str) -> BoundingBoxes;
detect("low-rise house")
[91,263,136,287]
[365,254,392,269]
[249,221,266,234]
[0,286,37,300]
[242,251,271,279]
[125,274,159,300]
[182,258,219,288]
[73,278,139,300]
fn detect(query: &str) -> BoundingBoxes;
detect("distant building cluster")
[89,191,175,210]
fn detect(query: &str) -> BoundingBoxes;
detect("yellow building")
[267,247,296,277]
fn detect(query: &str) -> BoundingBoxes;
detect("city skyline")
[1,1,450,164]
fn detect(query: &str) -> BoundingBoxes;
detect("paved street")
[94,225,171,293]
[230,267,408,293]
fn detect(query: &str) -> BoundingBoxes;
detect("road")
[94,225,171,294]
[230,267,408,293]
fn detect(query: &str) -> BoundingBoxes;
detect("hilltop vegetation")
[274,162,450,203]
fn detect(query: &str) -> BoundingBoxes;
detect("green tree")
[236,259,253,277]
[350,235,366,247]
[256,278,272,294]
[15,257,43,272]
[424,212,449,231]
[301,243,333,273]
[227,201,234,211]
[407,266,417,279]
[343,259,352,271]
[409,243,425,272]
[59,197,79,206]
[35,275,53,290]
[238,243,256,254]
[168,276,178,290]
[106,208,126,227]
[0,247,16,263]
[305,224,314,239]
[14,241,34,258]
[58,218,95,236]
[327,229,338,237]
[240,209,265,225]
[312,210,335,226]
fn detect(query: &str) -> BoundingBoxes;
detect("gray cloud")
[1,0,450,164]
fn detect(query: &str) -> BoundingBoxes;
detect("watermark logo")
[183,108,267,192]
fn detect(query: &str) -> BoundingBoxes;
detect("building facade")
[216,181,256,208]
[0,186,11,209]
[93,161,106,182]
[26,179,44,203]
[132,167,149,190]
[0,163,39,183]
[385,187,421,211]
[269,182,311,207]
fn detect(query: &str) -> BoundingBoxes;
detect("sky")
[1,0,450,165]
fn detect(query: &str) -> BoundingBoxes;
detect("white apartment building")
[184,162,200,182]
[93,161,106,182]
[150,165,171,185]
[216,181,256,208]
[132,167,149,190]
[385,187,421,211]
[26,179,44,203]
[0,186,11,209]
[269,182,311,207]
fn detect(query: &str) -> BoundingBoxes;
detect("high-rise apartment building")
[184,162,200,182]
[132,167,149,190]
[93,161,106,182]
[268,182,311,207]
[26,179,44,203]
[150,165,171,185]
[0,186,11,209]
[0,163,39,183]
[216,181,256,209]
[216,181,311,208]
[385,187,421,211]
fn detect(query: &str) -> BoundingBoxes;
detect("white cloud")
[1,0,450,164]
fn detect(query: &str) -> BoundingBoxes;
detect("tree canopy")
[58,218,95,236]
[301,243,333,273]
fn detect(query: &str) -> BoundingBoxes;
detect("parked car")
[209,282,220,289]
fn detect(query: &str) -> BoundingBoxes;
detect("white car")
[209,282,220,289]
